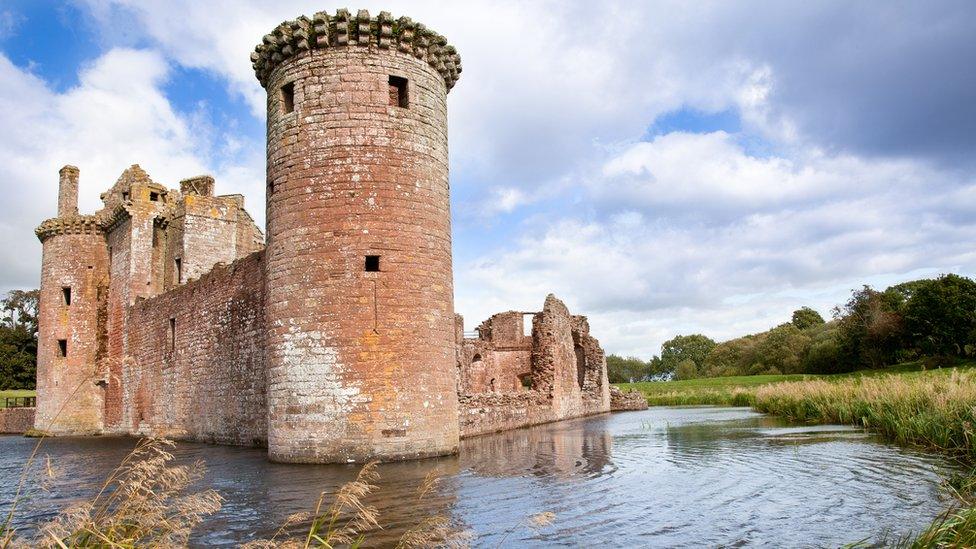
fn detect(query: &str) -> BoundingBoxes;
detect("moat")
[0,407,959,547]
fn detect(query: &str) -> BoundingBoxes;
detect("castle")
[33,9,645,463]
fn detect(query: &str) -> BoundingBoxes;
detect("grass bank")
[616,360,976,406]
[0,390,35,408]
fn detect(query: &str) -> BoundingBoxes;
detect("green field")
[0,389,35,408]
[616,360,976,406]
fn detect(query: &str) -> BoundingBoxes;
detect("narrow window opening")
[175,258,183,284]
[122,191,129,201]
[389,75,408,108]
[519,373,533,390]
[149,191,159,202]
[267,180,274,196]
[575,345,586,389]
[57,339,67,358]
[108,246,113,265]
[61,287,71,306]
[169,318,176,350]
[365,255,380,272]
[281,82,295,114]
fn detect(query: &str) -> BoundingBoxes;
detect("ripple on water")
[0,407,961,547]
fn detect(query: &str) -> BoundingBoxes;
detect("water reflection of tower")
[237,456,462,545]
[460,416,613,478]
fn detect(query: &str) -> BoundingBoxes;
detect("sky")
[0,0,974,359]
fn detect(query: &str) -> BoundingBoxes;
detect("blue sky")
[1,1,974,358]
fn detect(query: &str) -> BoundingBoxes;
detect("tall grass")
[752,370,976,461]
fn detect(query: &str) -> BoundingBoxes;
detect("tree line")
[607,273,976,382]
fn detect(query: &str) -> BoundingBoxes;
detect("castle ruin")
[33,9,643,463]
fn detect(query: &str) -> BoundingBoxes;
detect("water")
[0,407,960,547]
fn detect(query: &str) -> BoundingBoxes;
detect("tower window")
[389,75,408,108]
[122,191,129,201]
[281,82,295,114]
[169,318,176,350]
[149,191,159,202]
[175,258,183,284]
[61,286,72,306]
[57,339,67,358]
[365,255,380,272]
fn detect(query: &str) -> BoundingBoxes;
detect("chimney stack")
[58,165,80,216]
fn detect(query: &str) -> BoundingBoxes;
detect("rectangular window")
[62,287,71,306]
[149,191,159,202]
[365,255,380,272]
[57,339,67,358]
[175,258,183,284]
[169,318,176,350]
[281,82,295,114]
[122,191,129,201]
[389,75,408,108]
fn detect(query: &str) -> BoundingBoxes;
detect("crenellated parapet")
[35,215,103,242]
[250,8,462,91]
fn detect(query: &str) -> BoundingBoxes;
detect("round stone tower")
[252,9,462,463]
[34,166,108,434]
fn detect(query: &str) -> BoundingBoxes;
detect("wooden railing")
[3,396,36,408]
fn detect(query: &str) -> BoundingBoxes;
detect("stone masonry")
[32,9,624,463]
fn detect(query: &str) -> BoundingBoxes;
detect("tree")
[903,274,976,357]
[674,359,698,380]
[791,307,825,330]
[660,334,716,376]
[802,322,844,374]
[833,286,905,369]
[0,289,39,389]
[2,289,39,335]
[606,354,649,383]
[756,323,811,374]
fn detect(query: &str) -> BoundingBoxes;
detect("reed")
[752,370,976,461]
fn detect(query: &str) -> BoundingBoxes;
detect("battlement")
[34,215,103,242]
[250,8,461,91]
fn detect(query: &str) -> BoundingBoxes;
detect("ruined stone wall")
[458,312,533,394]
[261,10,459,463]
[0,407,36,434]
[458,295,612,438]
[121,251,267,446]
[610,386,649,411]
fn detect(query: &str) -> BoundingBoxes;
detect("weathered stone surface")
[0,407,35,434]
[457,295,612,438]
[610,386,649,411]
[262,17,458,463]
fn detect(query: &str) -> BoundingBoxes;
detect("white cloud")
[455,132,976,356]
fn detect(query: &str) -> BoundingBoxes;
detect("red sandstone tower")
[252,9,462,462]
[34,166,109,434]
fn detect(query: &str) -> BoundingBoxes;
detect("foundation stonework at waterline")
[33,9,631,463]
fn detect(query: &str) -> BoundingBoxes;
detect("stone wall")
[458,295,612,438]
[120,251,267,446]
[0,407,36,434]
[610,386,649,411]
